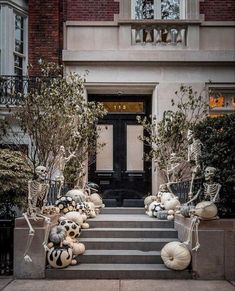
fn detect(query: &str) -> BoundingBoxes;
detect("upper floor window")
[133,0,185,20]
[14,14,25,76]
[209,86,235,117]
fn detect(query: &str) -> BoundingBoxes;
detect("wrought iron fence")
[0,219,14,276]
[169,179,203,203]
[47,180,73,205]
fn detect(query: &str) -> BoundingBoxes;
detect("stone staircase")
[46,207,191,279]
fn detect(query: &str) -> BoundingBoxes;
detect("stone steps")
[102,207,145,214]
[79,237,176,251]
[46,263,191,279]
[46,209,192,279]
[78,249,163,264]
[80,227,178,238]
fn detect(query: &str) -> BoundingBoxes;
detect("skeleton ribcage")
[203,183,219,201]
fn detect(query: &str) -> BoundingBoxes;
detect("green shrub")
[0,149,33,218]
[194,113,235,217]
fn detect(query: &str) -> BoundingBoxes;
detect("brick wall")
[66,0,119,21]
[28,0,62,75]
[200,0,235,21]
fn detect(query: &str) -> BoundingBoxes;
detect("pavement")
[0,279,234,291]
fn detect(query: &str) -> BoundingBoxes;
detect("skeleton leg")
[36,214,51,252]
[22,213,35,263]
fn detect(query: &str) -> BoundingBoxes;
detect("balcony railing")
[118,20,201,47]
[0,75,59,106]
[131,20,188,46]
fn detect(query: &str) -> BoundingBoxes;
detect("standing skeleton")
[54,146,75,198]
[187,130,203,199]
[23,166,51,262]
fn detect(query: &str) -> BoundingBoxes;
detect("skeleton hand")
[24,254,33,263]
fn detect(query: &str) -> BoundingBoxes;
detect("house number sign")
[102,102,144,113]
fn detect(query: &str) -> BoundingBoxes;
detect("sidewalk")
[1,279,234,291]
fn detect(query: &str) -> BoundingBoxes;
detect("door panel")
[89,95,151,206]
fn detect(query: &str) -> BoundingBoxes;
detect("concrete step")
[79,237,176,251]
[88,214,174,228]
[78,249,163,264]
[102,207,145,215]
[46,263,192,279]
[80,228,178,238]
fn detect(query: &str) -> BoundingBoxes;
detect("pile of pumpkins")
[47,187,104,269]
[144,188,181,221]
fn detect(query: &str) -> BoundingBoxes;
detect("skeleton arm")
[212,184,221,203]
[43,184,49,208]
[186,188,201,205]
[27,180,34,215]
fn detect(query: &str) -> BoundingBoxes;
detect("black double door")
[89,96,151,206]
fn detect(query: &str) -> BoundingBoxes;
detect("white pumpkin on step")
[161,241,191,270]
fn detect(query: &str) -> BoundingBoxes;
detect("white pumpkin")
[90,193,103,208]
[144,195,157,210]
[161,192,175,204]
[164,197,180,210]
[194,201,218,219]
[66,189,86,203]
[64,211,84,227]
[167,214,174,221]
[161,241,191,270]
[81,222,89,229]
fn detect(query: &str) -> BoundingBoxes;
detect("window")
[14,14,25,76]
[133,0,184,20]
[209,86,235,117]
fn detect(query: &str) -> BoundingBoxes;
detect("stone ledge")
[174,214,235,280]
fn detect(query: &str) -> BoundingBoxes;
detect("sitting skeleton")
[22,166,51,262]
[187,166,221,205]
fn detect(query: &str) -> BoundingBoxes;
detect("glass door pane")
[96,125,113,171]
[126,125,144,171]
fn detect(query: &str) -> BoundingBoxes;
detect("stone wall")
[175,214,235,280]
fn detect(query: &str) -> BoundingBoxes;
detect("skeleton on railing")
[187,129,203,199]
[23,166,51,263]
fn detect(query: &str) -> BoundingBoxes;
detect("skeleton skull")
[35,166,47,181]
[204,167,216,181]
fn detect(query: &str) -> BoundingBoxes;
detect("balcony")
[0,76,58,106]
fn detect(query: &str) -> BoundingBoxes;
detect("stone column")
[14,214,59,279]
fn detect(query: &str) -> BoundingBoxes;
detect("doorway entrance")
[88,95,152,207]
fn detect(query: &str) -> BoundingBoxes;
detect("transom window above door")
[132,0,185,20]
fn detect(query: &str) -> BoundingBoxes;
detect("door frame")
[88,94,152,204]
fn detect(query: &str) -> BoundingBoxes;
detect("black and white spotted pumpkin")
[47,245,73,269]
[152,203,164,217]
[76,202,91,216]
[55,196,76,214]
[59,219,81,239]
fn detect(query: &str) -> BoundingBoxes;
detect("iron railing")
[169,179,203,203]
[47,180,73,205]
[0,75,60,106]
[0,219,14,276]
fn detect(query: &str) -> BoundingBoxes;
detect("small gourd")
[72,242,85,256]
[155,210,168,220]
[180,205,194,218]
[161,241,191,270]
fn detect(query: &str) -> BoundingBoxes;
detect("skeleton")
[187,130,203,199]
[187,166,221,205]
[166,153,182,182]
[22,166,51,263]
[54,146,75,198]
